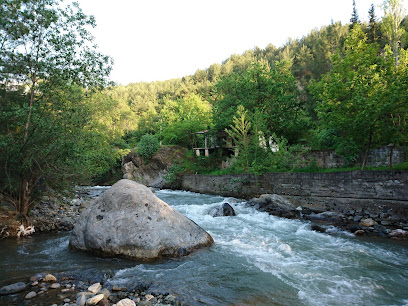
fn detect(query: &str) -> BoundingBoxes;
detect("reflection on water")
[0,188,407,305]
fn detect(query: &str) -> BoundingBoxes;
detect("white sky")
[75,0,402,85]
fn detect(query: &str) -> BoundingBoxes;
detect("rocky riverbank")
[0,272,182,306]
[0,187,101,239]
[246,193,408,240]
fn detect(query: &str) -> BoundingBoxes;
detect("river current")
[1,188,408,305]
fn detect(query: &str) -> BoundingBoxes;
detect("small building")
[192,130,238,157]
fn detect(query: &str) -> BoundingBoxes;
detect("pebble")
[31,281,39,286]
[354,230,365,236]
[86,293,105,305]
[25,291,37,299]
[44,274,58,282]
[117,298,136,306]
[88,282,102,294]
[63,298,71,303]
[50,282,61,289]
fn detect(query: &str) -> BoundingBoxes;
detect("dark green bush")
[137,134,160,160]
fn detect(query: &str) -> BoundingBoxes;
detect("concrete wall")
[181,171,408,216]
[302,146,406,168]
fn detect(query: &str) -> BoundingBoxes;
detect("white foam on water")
[150,189,408,305]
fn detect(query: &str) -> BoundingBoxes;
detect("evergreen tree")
[350,0,360,29]
[368,3,378,43]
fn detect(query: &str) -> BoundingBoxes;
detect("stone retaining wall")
[181,171,408,216]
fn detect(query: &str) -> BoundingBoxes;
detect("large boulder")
[247,194,300,219]
[69,179,213,260]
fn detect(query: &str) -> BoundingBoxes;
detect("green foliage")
[213,61,302,143]
[0,0,113,217]
[225,105,251,171]
[137,134,160,160]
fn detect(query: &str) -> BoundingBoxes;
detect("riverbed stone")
[86,293,105,305]
[360,218,378,227]
[69,179,214,260]
[50,282,61,289]
[117,298,136,306]
[0,282,26,295]
[44,274,58,282]
[25,291,37,299]
[87,282,102,294]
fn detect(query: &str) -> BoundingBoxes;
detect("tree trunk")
[389,144,394,170]
[18,177,32,219]
[361,132,373,171]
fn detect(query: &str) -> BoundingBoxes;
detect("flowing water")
[1,188,408,305]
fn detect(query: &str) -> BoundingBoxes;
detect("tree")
[225,105,252,172]
[382,0,406,65]
[367,3,378,43]
[0,0,112,218]
[312,25,389,170]
[213,61,301,143]
[350,0,360,29]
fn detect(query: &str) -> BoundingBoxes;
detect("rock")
[100,288,111,299]
[360,218,378,227]
[86,294,105,305]
[69,179,214,260]
[388,229,408,238]
[208,203,236,217]
[29,273,46,282]
[76,293,91,306]
[307,211,344,222]
[145,294,154,301]
[248,194,299,219]
[63,298,71,303]
[311,224,326,233]
[164,295,177,304]
[0,282,27,295]
[354,230,366,236]
[44,274,57,282]
[97,298,110,306]
[50,283,61,289]
[25,291,37,299]
[88,283,102,294]
[117,298,136,306]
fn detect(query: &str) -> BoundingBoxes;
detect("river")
[1,188,408,305]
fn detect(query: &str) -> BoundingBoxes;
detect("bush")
[137,134,160,160]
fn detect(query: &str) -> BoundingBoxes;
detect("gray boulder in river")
[208,203,236,217]
[69,179,214,260]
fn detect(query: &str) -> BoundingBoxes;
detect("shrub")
[137,134,160,160]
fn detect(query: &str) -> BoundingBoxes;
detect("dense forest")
[1,0,408,217]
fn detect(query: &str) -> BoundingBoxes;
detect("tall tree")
[0,0,112,218]
[312,26,389,170]
[367,3,378,43]
[382,0,406,65]
[350,0,360,29]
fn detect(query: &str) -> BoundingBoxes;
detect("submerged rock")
[247,194,300,219]
[0,282,26,295]
[69,179,214,260]
[208,203,236,217]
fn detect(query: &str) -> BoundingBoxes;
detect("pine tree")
[350,0,360,29]
[367,3,378,43]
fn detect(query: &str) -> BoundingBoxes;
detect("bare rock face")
[69,179,213,260]
[121,146,188,188]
